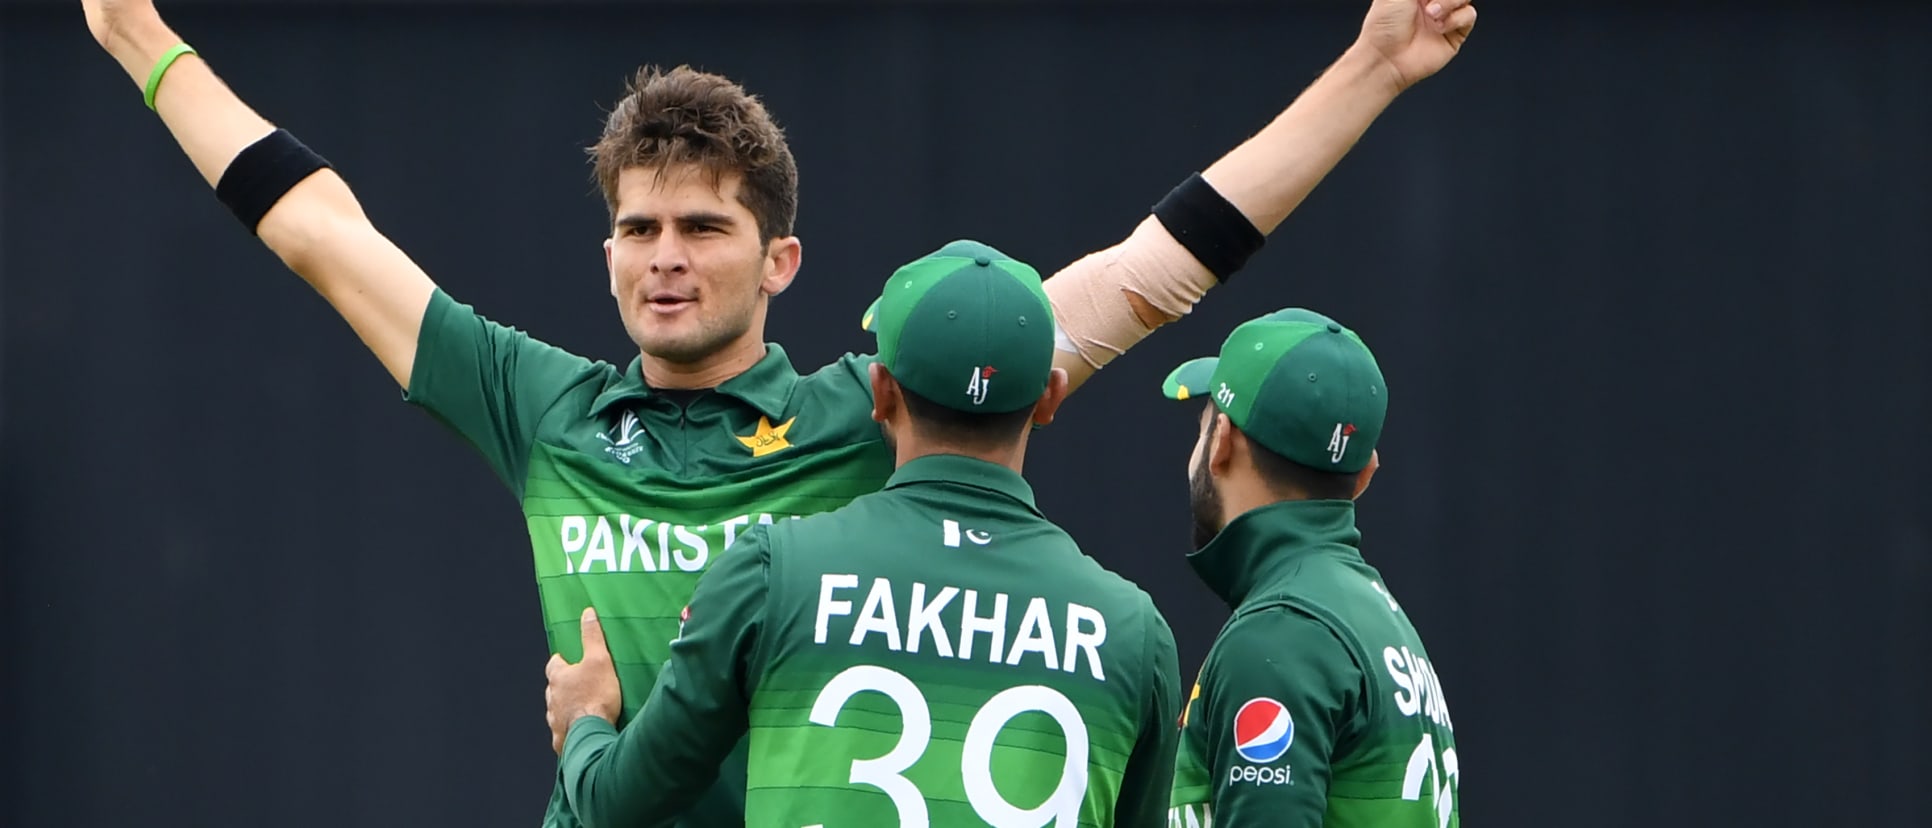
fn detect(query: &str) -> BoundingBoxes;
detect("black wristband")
[1151,172,1265,282]
[215,129,332,236]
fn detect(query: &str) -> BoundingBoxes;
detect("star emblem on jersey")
[736,416,796,457]
[1233,697,1295,764]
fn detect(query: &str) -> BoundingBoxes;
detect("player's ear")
[868,362,900,425]
[761,236,802,297]
[1352,449,1380,500]
[604,237,617,298]
[1028,368,1072,427]
[1206,411,1237,478]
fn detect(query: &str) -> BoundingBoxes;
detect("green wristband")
[143,43,198,112]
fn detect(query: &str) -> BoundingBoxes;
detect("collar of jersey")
[587,344,799,421]
[884,454,1041,516]
[1187,499,1363,607]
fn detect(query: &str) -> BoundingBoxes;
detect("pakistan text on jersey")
[814,574,1110,682]
[1384,645,1454,731]
[556,513,801,575]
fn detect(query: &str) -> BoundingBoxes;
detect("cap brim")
[859,297,881,332]
[1161,357,1219,401]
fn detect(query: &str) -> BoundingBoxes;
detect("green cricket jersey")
[558,454,1184,828]
[1167,501,1460,828]
[404,290,895,827]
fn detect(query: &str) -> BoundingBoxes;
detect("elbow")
[566,763,647,828]
[263,222,318,275]
[258,173,366,277]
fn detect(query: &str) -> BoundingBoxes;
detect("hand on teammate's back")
[544,609,622,756]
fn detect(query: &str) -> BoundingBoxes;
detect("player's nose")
[650,231,690,274]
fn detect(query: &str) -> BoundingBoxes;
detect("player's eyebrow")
[676,211,738,228]
[615,212,738,232]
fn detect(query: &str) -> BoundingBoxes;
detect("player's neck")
[1216,477,1290,527]
[892,437,1027,476]
[640,334,768,391]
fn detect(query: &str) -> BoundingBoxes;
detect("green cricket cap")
[1161,308,1386,473]
[860,240,1056,414]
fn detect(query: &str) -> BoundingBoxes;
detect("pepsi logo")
[1232,697,1295,764]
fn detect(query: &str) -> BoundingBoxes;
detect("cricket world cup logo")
[598,410,648,465]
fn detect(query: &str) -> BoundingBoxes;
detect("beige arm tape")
[1045,216,1220,370]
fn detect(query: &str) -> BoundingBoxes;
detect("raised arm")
[1046,0,1477,392]
[1203,0,1476,230]
[85,0,436,388]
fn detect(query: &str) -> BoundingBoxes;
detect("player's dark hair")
[901,385,1036,452]
[591,65,798,243]
[1204,405,1359,501]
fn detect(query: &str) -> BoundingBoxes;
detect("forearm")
[559,700,731,828]
[97,10,432,386]
[103,15,272,187]
[559,715,666,828]
[104,15,368,255]
[1202,42,1404,235]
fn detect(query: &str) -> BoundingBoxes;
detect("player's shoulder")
[745,489,912,601]
[1194,606,1364,726]
[536,357,655,428]
[794,351,878,395]
[784,352,882,439]
[1241,544,1389,618]
[1074,550,1162,608]
[1220,603,1345,651]
[1209,602,1359,680]
[1250,550,1420,651]
[1037,532,1176,642]
[752,485,900,559]
[767,491,875,541]
[422,288,619,385]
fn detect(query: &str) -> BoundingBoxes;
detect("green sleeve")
[403,289,603,498]
[1113,603,1184,828]
[1201,609,1361,828]
[556,528,772,828]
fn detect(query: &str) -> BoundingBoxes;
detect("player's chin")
[638,326,723,365]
